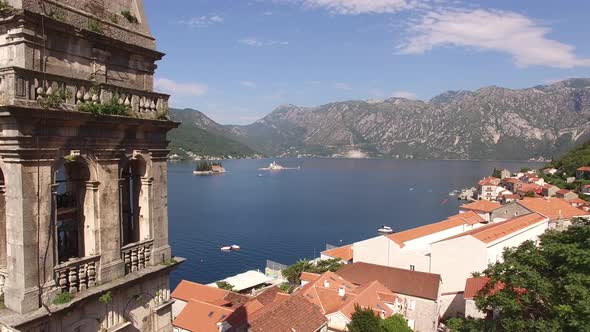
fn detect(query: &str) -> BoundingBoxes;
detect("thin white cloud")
[399,9,590,68]
[263,11,274,16]
[301,0,425,14]
[238,37,289,47]
[240,81,257,88]
[334,82,352,90]
[178,15,224,28]
[391,90,417,99]
[154,78,208,96]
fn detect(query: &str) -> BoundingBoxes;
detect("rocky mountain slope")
[168,108,260,158]
[226,78,590,160]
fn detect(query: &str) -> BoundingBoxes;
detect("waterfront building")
[492,197,590,227]
[336,262,441,332]
[555,189,579,202]
[0,0,181,330]
[320,244,353,263]
[476,177,501,201]
[430,213,549,317]
[459,200,501,222]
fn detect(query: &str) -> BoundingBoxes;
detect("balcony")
[54,255,100,294]
[121,239,154,274]
[0,67,169,120]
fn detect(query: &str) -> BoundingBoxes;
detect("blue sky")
[144,0,590,124]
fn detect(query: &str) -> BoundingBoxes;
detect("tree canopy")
[465,218,590,331]
[281,258,343,286]
[347,305,382,332]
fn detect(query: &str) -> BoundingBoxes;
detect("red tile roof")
[577,166,590,172]
[556,189,571,195]
[321,244,353,261]
[171,280,248,307]
[439,213,547,244]
[460,200,501,213]
[300,272,321,283]
[387,212,484,247]
[464,277,504,300]
[478,177,500,186]
[518,197,590,220]
[336,262,441,300]
[248,294,327,332]
[173,300,235,332]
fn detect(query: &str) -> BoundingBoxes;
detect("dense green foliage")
[382,314,413,332]
[216,281,234,291]
[281,258,343,285]
[98,291,112,305]
[78,98,130,116]
[348,305,383,332]
[38,89,71,109]
[491,168,502,178]
[195,161,222,172]
[467,218,590,331]
[347,306,412,332]
[547,139,590,176]
[120,10,138,23]
[168,108,260,158]
[52,291,74,305]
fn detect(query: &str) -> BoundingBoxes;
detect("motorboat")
[377,225,394,233]
[231,245,240,250]
[220,246,232,251]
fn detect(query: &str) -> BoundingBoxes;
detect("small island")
[193,161,226,175]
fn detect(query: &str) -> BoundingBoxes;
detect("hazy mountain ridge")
[227,78,590,159]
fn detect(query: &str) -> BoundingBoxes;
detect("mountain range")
[169,78,590,160]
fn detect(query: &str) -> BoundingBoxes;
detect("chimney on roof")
[338,285,345,297]
[323,280,330,288]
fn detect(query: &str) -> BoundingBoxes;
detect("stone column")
[95,153,125,283]
[4,158,56,314]
[83,181,100,257]
[148,151,171,265]
[138,176,152,241]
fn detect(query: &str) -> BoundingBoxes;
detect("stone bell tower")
[0,0,183,331]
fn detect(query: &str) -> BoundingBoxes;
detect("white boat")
[259,161,287,171]
[377,225,394,233]
[220,246,232,251]
[231,245,240,250]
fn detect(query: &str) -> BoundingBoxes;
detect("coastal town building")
[463,276,503,319]
[499,169,511,179]
[576,166,590,180]
[556,189,579,201]
[296,271,409,331]
[501,178,523,194]
[459,201,501,222]
[476,177,501,201]
[431,213,549,317]
[542,168,558,175]
[320,244,353,263]
[0,1,181,331]
[353,211,486,272]
[171,281,328,332]
[542,184,560,197]
[582,184,590,195]
[336,262,441,332]
[208,270,275,294]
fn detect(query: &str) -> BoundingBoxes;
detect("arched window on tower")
[120,157,146,246]
[54,159,90,263]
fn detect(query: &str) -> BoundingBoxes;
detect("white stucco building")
[430,213,549,317]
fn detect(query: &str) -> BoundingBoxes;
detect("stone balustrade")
[54,255,100,294]
[0,67,169,120]
[121,239,154,274]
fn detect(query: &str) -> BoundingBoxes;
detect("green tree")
[382,314,412,332]
[491,168,501,178]
[474,222,590,331]
[347,304,382,332]
[216,281,234,291]
[281,259,313,285]
[524,190,535,197]
[520,167,531,173]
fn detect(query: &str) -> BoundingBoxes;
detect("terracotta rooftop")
[248,294,327,332]
[296,271,398,320]
[300,272,321,283]
[460,200,501,213]
[171,280,249,307]
[502,178,522,184]
[518,197,590,220]
[577,166,590,172]
[336,262,441,300]
[387,211,484,247]
[172,300,235,332]
[556,189,572,195]
[321,244,353,261]
[438,213,547,244]
[464,277,504,300]
[478,177,500,186]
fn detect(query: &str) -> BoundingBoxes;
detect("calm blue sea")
[168,158,542,287]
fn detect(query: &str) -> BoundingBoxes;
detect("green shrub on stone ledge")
[120,10,138,23]
[88,19,103,34]
[78,98,130,116]
[52,291,74,305]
